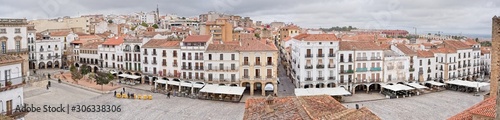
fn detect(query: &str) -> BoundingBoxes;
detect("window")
[15,28,20,33]
[231,64,235,70]
[231,74,236,81]
[208,54,212,60]
[15,41,20,52]
[1,41,6,53]
[231,54,235,60]
[162,50,166,57]
[0,28,6,33]
[220,54,223,60]
[219,63,223,70]
[267,69,272,78]
[145,67,148,72]
[419,60,422,66]
[219,74,224,81]
[153,49,157,55]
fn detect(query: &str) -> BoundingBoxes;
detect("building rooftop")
[102,36,124,45]
[237,39,278,51]
[416,50,434,58]
[481,47,490,54]
[430,47,456,54]
[142,39,181,48]
[50,31,71,37]
[81,41,104,49]
[184,35,212,43]
[395,44,417,56]
[244,95,380,120]
[443,40,470,50]
[0,54,23,64]
[463,39,478,46]
[448,97,496,120]
[339,41,384,51]
[293,34,340,41]
[206,43,239,52]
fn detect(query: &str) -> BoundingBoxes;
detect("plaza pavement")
[24,82,244,120]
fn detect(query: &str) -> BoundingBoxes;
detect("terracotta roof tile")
[293,33,340,41]
[207,43,239,52]
[0,54,23,64]
[50,31,71,36]
[481,47,490,54]
[464,39,478,46]
[430,47,456,53]
[81,41,104,49]
[448,97,496,120]
[243,95,381,120]
[417,50,434,58]
[237,40,278,51]
[339,41,384,51]
[142,39,180,48]
[102,36,124,45]
[184,35,211,43]
[443,40,470,50]
[395,44,417,55]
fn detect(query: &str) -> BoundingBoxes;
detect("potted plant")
[6,81,12,86]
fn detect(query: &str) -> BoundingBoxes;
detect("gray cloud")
[1,0,499,37]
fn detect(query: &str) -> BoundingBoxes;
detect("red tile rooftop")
[184,35,212,43]
[416,50,434,58]
[49,31,71,36]
[293,33,340,41]
[448,96,496,120]
[339,41,384,51]
[237,39,277,51]
[102,36,124,45]
[142,39,180,48]
[443,40,470,50]
[395,44,417,55]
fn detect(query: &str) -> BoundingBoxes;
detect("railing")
[340,70,354,74]
[328,76,335,80]
[181,66,192,70]
[305,65,313,69]
[328,54,335,57]
[305,54,313,58]
[173,64,178,67]
[387,66,394,70]
[328,64,335,68]
[255,62,261,66]
[267,62,273,66]
[243,76,250,79]
[206,67,236,71]
[356,68,368,72]
[267,75,273,78]
[317,77,324,81]
[152,61,157,65]
[357,57,368,61]
[370,57,382,60]
[255,76,261,79]
[370,67,382,71]
[134,49,140,52]
[317,54,324,57]
[243,62,250,66]
[316,64,324,68]
[123,49,130,52]
[305,77,312,81]
[409,68,415,72]
[143,60,148,64]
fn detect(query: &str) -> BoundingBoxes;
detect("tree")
[71,68,83,84]
[70,65,76,73]
[93,71,114,92]
[80,64,90,75]
[475,38,479,42]
[141,22,148,27]
[108,20,113,24]
[152,24,159,29]
[130,26,137,31]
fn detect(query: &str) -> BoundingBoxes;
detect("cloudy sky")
[1,0,499,38]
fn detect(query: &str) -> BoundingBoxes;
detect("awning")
[193,83,205,88]
[110,71,117,74]
[382,84,415,91]
[446,80,490,88]
[199,85,246,95]
[265,84,274,91]
[118,74,128,78]
[425,81,446,86]
[406,83,428,89]
[180,82,192,87]
[167,81,180,85]
[294,87,351,96]
[155,79,167,84]
[128,74,141,79]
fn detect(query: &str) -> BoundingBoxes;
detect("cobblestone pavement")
[343,90,485,120]
[24,82,244,120]
[277,62,295,96]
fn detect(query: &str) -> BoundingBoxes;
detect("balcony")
[123,49,130,52]
[305,77,312,81]
[370,57,382,60]
[387,66,394,70]
[398,66,404,69]
[356,68,368,72]
[317,54,324,57]
[255,76,261,79]
[255,62,261,66]
[340,69,354,74]
[40,48,44,52]
[305,65,313,69]
[267,75,273,78]
[243,76,250,79]
[143,60,148,64]
[305,54,313,58]
[328,76,336,80]
[328,54,336,57]
[357,57,368,61]
[409,68,415,72]
[317,77,324,81]
[316,64,324,68]
[173,63,178,67]
[243,62,250,66]
[152,61,157,65]
[181,66,192,70]
[267,62,274,66]
[195,66,204,70]
[328,64,335,68]
[370,67,382,71]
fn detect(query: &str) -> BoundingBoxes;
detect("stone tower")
[492,16,500,119]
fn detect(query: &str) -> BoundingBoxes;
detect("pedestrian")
[46,84,49,90]
[114,91,117,96]
[127,92,130,99]
[34,70,37,74]
[120,91,122,95]
[48,73,51,79]
[167,92,170,99]
[123,87,125,92]
[48,81,51,87]
[58,78,61,83]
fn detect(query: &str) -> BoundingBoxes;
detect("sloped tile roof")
[339,41,384,51]
[237,40,278,51]
[293,33,340,41]
[395,44,417,55]
[142,39,180,48]
[184,35,211,42]
[81,41,104,49]
[448,97,496,120]
[444,40,470,50]
[206,44,239,52]
[50,31,71,36]
[417,50,435,58]
[102,36,124,45]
